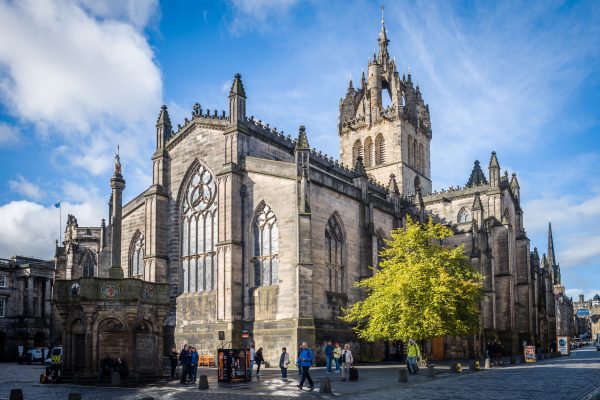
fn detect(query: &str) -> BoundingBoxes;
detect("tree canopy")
[342,217,484,341]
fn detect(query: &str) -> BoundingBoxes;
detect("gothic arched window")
[181,163,218,293]
[352,139,363,163]
[375,134,385,165]
[81,252,95,278]
[457,207,471,224]
[419,143,424,173]
[325,215,344,293]
[253,203,279,287]
[364,137,374,167]
[413,139,418,169]
[129,231,144,278]
[407,136,413,166]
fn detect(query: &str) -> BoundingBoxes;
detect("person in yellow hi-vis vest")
[406,339,421,375]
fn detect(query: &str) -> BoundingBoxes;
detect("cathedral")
[53,15,571,370]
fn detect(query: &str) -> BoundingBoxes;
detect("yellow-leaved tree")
[343,217,484,341]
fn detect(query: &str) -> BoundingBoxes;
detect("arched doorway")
[134,320,156,372]
[97,318,126,365]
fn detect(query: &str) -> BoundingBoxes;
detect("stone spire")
[510,173,520,200]
[466,160,488,187]
[548,222,556,268]
[377,4,390,64]
[109,147,126,279]
[229,73,246,123]
[387,173,400,195]
[296,125,310,150]
[156,105,172,150]
[354,156,367,177]
[488,151,500,187]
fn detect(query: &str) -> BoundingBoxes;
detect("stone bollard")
[198,375,209,390]
[111,371,121,386]
[9,389,24,400]
[319,376,332,393]
[68,393,82,400]
[398,368,408,382]
[484,358,492,369]
[427,365,436,378]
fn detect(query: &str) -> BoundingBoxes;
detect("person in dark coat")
[114,356,128,380]
[255,347,264,376]
[169,345,178,380]
[179,345,191,384]
[99,353,113,382]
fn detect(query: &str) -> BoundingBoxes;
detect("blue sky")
[0,0,598,299]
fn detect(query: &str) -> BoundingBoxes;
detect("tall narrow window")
[364,137,374,167]
[82,252,95,277]
[413,140,418,169]
[129,231,145,278]
[0,298,5,317]
[419,143,424,174]
[181,163,218,293]
[252,203,279,286]
[375,134,385,165]
[325,215,344,292]
[407,136,413,166]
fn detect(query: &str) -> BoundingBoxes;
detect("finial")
[380,4,385,24]
[114,145,122,175]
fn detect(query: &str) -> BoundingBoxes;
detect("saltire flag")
[54,201,61,208]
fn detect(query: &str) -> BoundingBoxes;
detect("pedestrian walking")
[249,344,256,377]
[255,347,264,376]
[492,340,501,366]
[179,345,191,384]
[190,347,199,383]
[114,355,128,380]
[406,339,420,375]
[169,345,178,380]
[279,347,290,381]
[340,344,354,381]
[333,342,342,373]
[325,341,334,373]
[296,342,315,391]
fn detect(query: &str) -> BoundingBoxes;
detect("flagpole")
[59,204,61,244]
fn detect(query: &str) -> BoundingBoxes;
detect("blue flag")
[54,202,61,208]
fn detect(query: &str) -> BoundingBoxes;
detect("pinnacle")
[466,160,488,187]
[230,73,246,98]
[295,125,309,150]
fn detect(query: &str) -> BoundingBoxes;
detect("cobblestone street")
[2,348,600,400]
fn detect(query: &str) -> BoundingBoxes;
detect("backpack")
[342,351,347,364]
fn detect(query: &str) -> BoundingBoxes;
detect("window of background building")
[0,298,5,317]
[0,274,6,287]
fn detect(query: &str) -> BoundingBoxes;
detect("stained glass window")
[325,216,344,292]
[181,164,218,293]
[252,203,279,286]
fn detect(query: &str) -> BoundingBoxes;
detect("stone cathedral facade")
[54,16,569,366]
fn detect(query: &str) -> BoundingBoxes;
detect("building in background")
[0,256,56,361]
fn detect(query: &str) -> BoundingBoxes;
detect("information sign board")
[557,336,570,355]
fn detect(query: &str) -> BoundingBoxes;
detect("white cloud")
[0,0,162,132]
[8,175,43,200]
[226,0,298,35]
[0,121,20,147]
[0,199,104,260]
[0,0,162,182]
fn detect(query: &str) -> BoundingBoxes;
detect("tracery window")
[407,136,413,166]
[181,163,218,293]
[376,229,387,270]
[325,215,344,292]
[82,252,95,277]
[252,203,279,286]
[129,231,144,278]
[457,207,471,224]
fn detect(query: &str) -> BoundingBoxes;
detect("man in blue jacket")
[325,341,334,373]
[296,342,314,391]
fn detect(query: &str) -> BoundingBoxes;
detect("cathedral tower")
[339,10,432,195]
